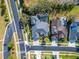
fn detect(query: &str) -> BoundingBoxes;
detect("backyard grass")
[67,6,79,17]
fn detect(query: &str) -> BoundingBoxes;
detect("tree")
[61,3,74,13]
[8,41,14,50]
[22,0,74,15]
[76,57,79,59]
[8,55,13,59]
[0,0,6,16]
[27,0,53,15]
[67,16,74,41]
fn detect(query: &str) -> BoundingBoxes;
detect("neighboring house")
[69,19,79,43]
[51,16,67,41]
[74,19,79,40]
[69,22,77,43]
[31,13,49,41]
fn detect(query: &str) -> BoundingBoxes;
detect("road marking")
[16,41,24,44]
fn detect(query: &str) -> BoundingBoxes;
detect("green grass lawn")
[42,52,53,59]
[61,55,79,59]
[60,52,79,55]
[60,51,79,59]
[67,6,79,16]
[30,52,53,59]
[42,54,53,59]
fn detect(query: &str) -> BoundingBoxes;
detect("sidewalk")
[51,41,60,59]
[33,40,41,59]
[68,42,76,47]
[25,33,30,59]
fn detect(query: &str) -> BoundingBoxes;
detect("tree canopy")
[22,0,74,15]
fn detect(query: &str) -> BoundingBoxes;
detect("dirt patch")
[0,41,3,51]
[0,16,6,40]
[24,0,38,7]
[0,53,2,59]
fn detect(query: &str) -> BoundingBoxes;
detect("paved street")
[28,45,79,53]
[10,0,26,59]
[3,23,13,59]
[51,39,60,59]
[3,0,79,59]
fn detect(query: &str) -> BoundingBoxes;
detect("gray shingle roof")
[69,22,77,43]
[31,14,49,41]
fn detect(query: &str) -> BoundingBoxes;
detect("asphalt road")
[27,45,79,53]
[10,0,26,59]
[3,0,79,59]
[3,23,13,59]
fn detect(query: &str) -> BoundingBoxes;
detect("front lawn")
[42,52,53,59]
[60,55,79,59]
[30,52,53,59]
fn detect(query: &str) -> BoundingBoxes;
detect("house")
[58,17,68,39]
[69,22,77,43]
[51,16,67,41]
[31,14,49,41]
[74,19,79,40]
